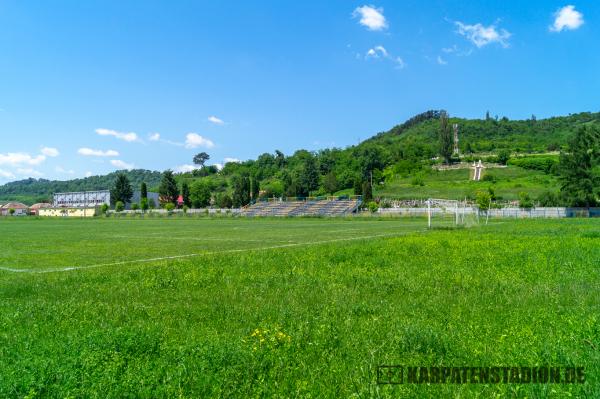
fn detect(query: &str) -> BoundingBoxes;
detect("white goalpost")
[426,198,471,228]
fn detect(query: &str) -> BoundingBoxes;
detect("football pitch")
[0,217,599,397]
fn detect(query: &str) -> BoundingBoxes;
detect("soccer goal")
[426,198,475,228]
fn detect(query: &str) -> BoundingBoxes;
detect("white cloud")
[174,164,197,173]
[394,56,406,69]
[95,128,139,142]
[16,168,43,177]
[353,5,387,31]
[110,159,134,170]
[213,163,223,171]
[442,45,458,53]
[41,147,59,157]
[366,45,388,59]
[0,152,46,166]
[364,46,406,69]
[437,55,448,65]
[455,21,511,48]
[208,116,225,125]
[85,171,93,177]
[550,5,584,32]
[185,133,215,149]
[149,133,160,141]
[224,157,241,163]
[78,148,119,157]
[0,169,15,179]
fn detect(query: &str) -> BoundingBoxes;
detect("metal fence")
[377,207,592,219]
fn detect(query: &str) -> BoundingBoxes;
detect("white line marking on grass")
[0,232,418,274]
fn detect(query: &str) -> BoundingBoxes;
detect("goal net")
[426,198,476,228]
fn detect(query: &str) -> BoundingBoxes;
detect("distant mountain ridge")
[0,169,162,204]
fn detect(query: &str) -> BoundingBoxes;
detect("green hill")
[2,111,597,206]
[0,170,162,205]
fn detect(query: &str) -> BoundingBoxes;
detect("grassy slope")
[376,165,559,200]
[0,218,599,397]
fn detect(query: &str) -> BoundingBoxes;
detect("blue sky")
[0,1,598,183]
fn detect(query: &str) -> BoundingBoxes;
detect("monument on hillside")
[471,160,485,181]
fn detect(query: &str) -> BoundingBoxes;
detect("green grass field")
[1,217,598,397]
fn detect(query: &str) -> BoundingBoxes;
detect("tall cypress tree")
[158,170,179,206]
[559,125,600,207]
[181,181,191,207]
[110,173,133,205]
[438,111,453,164]
[140,182,147,200]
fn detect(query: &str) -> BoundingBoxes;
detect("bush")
[537,191,561,207]
[475,191,491,211]
[165,203,175,213]
[216,193,233,209]
[367,201,379,213]
[131,203,139,211]
[8,208,15,216]
[518,192,534,209]
[508,156,558,173]
[115,201,125,212]
[140,198,149,212]
[411,174,425,186]
[182,205,189,214]
[100,203,109,215]
[481,173,497,183]
[497,149,511,165]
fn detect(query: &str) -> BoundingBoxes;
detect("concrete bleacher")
[243,198,361,217]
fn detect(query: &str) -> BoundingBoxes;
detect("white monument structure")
[471,160,485,181]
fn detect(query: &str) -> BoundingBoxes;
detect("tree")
[497,149,511,165]
[559,125,600,207]
[296,154,319,197]
[464,142,474,154]
[110,173,133,205]
[231,174,251,207]
[362,181,373,202]
[8,208,15,216]
[323,172,338,194]
[249,175,260,202]
[485,111,491,121]
[353,177,362,195]
[216,193,233,208]
[181,181,191,207]
[140,198,149,212]
[100,203,109,215]
[275,150,286,168]
[190,180,212,208]
[158,170,179,206]
[140,182,147,200]
[537,191,561,207]
[193,152,210,168]
[476,191,491,224]
[438,111,453,164]
[131,203,139,211]
[518,192,533,209]
[115,201,125,212]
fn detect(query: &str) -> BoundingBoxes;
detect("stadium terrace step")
[242,199,361,217]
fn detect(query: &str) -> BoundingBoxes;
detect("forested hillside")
[2,111,598,205]
[0,170,162,204]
